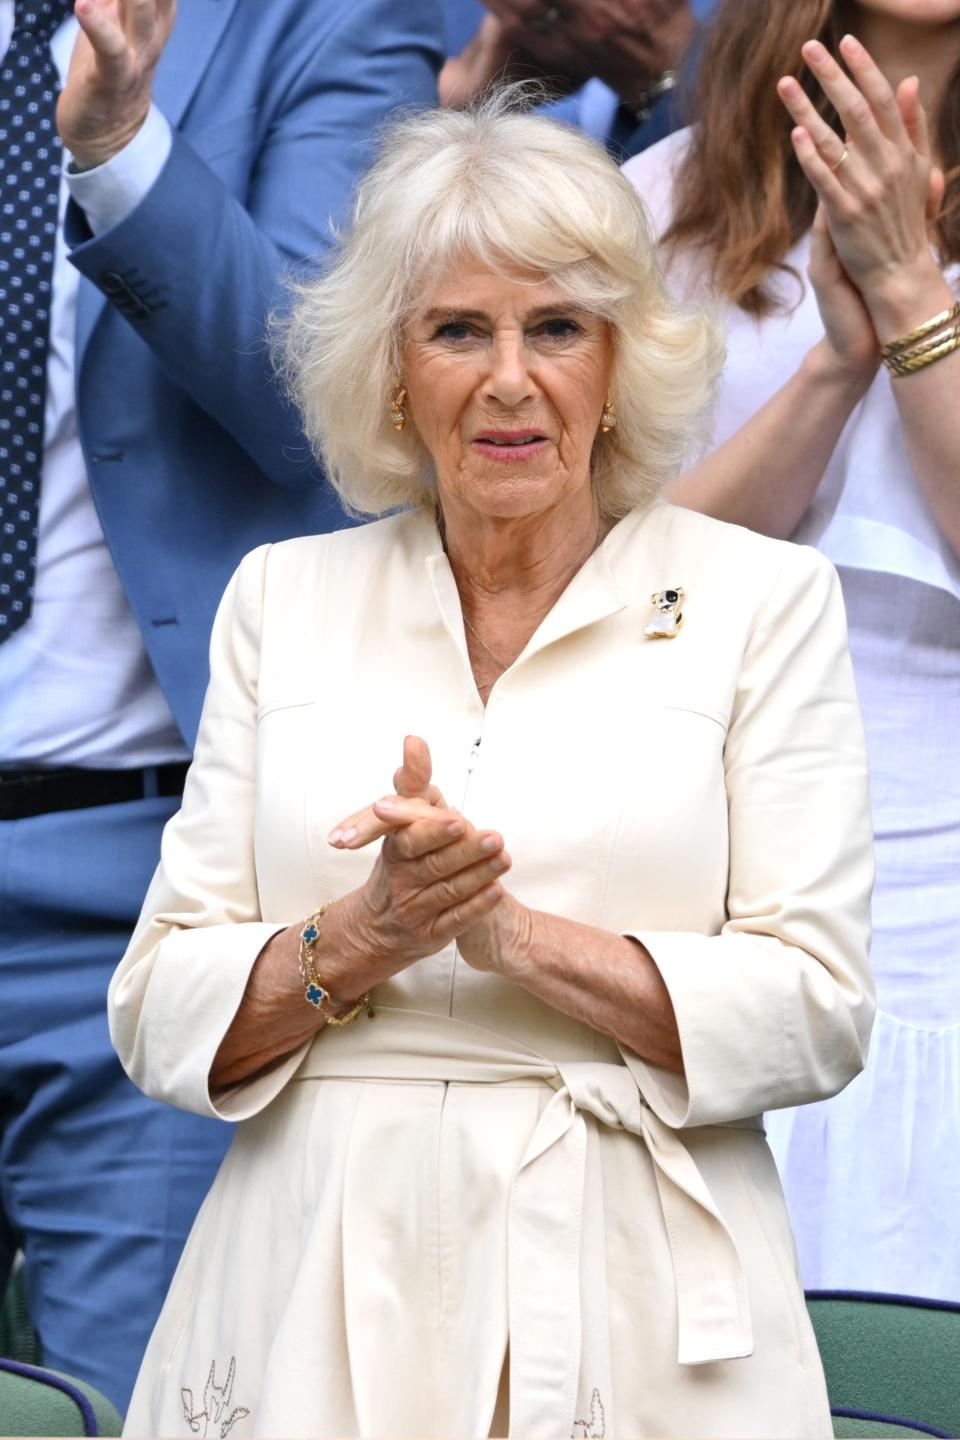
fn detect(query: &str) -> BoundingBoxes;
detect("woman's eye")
[536,318,582,340]
[433,321,475,342]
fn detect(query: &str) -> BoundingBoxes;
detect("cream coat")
[110,501,875,1440]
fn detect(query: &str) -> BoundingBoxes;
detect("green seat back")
[1,1260,122,1435]
[807,1291,960,1439]
[0,1360,123,1437]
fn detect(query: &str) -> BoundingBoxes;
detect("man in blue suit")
[0,0,442,1411]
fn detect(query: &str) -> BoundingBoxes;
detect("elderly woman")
[111,96,873,1439]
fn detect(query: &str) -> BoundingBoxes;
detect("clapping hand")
[58,0,176,169]
[328,737,511,969]
[441,0,694,113]
[777,34,946,351]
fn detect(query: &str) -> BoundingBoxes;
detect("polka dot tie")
[0,0,72,641]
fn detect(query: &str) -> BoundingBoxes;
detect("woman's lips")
[472,432,549,462]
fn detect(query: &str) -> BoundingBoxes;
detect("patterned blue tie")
[0,0,71,641]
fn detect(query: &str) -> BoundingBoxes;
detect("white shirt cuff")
[64,103,173,236]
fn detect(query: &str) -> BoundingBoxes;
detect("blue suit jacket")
[64,0,443,746]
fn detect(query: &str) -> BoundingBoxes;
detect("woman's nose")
[483,334,535,408]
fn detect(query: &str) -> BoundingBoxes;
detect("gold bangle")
[298,906,372,1023]
[884,325,960,377]
[885,325,957,373]
[891,323,958,364]
[882,301,960,357]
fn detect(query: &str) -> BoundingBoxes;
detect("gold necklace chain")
[462,612,511,671]
[457,517,609,678]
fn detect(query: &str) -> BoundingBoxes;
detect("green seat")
[0,1359,123,1437]
[807,1290,960,1439]
[1,1259,122,1435]
[831,1418,941,1438]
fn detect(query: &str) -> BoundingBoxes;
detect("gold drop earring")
[600,397,616,434]
[390,386,407,432]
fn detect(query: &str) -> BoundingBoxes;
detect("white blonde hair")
[280,90,722,518]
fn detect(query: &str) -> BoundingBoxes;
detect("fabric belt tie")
[294,1007,755,1437]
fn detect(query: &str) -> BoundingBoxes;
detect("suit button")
[100,271,127,296]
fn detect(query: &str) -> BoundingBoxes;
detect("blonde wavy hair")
[280,90,722,519]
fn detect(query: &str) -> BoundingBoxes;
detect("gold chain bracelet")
[298,906,372,1025]
[882,301,960,378]
[883,300,959,354]
[884,325,960,377]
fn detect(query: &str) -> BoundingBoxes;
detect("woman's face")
[401,262,613,524]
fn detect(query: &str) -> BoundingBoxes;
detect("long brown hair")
[664,0,960,314]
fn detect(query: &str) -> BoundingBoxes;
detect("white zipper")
[462,733,482,802]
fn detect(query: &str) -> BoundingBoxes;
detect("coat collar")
[422,504,670,682]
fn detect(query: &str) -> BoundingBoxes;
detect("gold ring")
[829,146,849,173]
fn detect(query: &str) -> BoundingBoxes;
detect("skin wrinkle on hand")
[57,0,176,170]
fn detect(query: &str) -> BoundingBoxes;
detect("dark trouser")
[0,794,232,1413]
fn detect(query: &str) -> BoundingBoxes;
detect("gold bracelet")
[889,323,958,365]
[882,301,960,357]
[884,325,960,377]
[298,906,372,1023]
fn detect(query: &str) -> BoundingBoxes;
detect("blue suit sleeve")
[64,0,443,489]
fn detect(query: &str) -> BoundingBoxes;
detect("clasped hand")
[440,0,693,113]
[328,737,518,976]
[777,33,946,371]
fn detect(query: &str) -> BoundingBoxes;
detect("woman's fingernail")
[480,834,501,852]
[841,33,862,53]
[489,855,509,874]
[375,799,394,811]
[804,39,827,62]
[328,828,345,844]
[447,821,465,837]
[338,825,358,844]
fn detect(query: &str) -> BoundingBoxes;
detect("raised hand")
[328,737,510,970]
[441,0,694,112]
[439,13,514,110]
[329,735,445,849]
[804,199,880,382]
[776,35,946,340]
[392,734,447,808]
[57,0,177,169]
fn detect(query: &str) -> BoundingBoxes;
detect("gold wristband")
[882,301,960,357]
[298,906,372,1024]
[884,325,960,377]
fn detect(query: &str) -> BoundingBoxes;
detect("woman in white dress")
[625,0,960,1300]
[110,96,873,1438]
